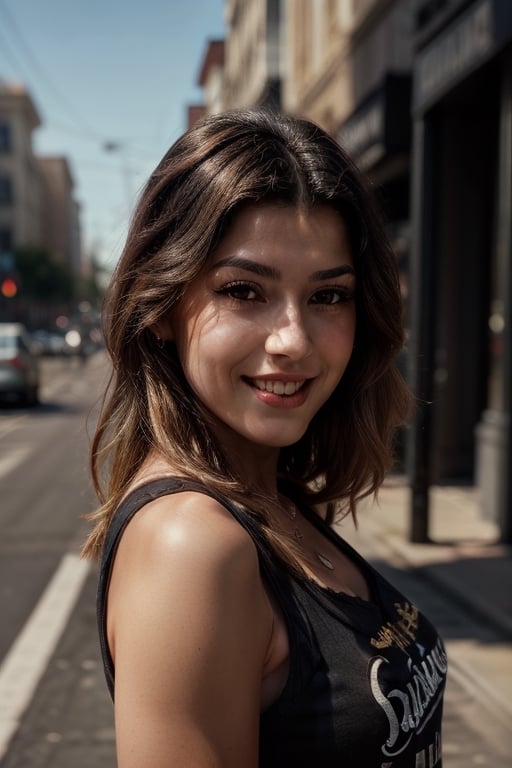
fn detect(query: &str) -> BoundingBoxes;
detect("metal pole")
[498,53,512,542]
[407,115,436,543]
[103,141,133,221]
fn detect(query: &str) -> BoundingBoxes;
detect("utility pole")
[103,141,134,220]
[408,116,436,543]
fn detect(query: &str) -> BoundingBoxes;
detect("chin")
[252,429,307,449]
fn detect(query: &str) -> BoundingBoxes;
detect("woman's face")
[159,203,356,466]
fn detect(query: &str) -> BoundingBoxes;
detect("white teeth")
[253,379,304,396]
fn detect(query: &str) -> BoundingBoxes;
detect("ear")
[150,319,174,342]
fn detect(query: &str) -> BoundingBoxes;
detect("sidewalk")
[353,476,512,637]
[338,476,512,732]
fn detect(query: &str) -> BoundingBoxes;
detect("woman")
[83,109,446,767]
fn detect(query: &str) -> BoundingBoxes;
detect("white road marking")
[0,553,91,758]
[0,445,34,479]
[0,415,28,441]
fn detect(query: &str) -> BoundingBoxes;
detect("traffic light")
[1,277,17,298]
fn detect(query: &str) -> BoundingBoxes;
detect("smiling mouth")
[249,379,307,396]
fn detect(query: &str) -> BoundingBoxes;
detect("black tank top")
[97,478,446,767]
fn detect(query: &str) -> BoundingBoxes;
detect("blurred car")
[30,329,70,356]
[0,323,40,404]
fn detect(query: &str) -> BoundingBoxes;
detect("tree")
[13,246,74,303]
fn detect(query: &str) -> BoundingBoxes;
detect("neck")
[208,423,282,497]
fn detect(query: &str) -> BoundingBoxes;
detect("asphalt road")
[0,351,510,767]
[0,351,116,767]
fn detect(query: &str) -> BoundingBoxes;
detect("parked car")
[0,323,40,404]
[30,329,70,356]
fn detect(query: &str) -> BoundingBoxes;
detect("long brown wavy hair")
[82,108,410,562]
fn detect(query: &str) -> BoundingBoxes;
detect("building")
[224,0,282,109]
[187,104,207,130]
[188,39,225,130]
[286,0,413,249]
[37,156,81,276]
[408,0,512,539]
[199,39,226,116]
[0,82,44,255]
[0,81,82,284]
[192,2,282,122]
[283,0,353,134]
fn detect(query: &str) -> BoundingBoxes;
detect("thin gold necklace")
[285,501,335,572]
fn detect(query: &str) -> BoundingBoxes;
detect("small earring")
[155,335,165,350]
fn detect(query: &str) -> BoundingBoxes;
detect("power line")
[0,14,33,83]
[35,119,158,159]
[0,2,159,161]
[0,0,100,141]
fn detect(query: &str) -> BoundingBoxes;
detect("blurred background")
[0,1,511,766]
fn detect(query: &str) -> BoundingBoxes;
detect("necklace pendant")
[316,552,335,571]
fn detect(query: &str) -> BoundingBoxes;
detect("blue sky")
[0,0,226,270]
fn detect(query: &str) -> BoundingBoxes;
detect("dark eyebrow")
[211,257,280,280]
[211,257,355,281]
[310,265,356,281]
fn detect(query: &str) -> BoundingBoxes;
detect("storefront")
[339,72,411,223]
[408,0,512,540]
[339,75,413,463]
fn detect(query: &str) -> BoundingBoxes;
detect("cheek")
[177,315,251,387]
[322,315,356,359]
[188,308,260,353]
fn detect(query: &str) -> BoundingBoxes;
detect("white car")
[0,323,40,404]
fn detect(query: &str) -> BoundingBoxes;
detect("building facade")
[283,0,353,134]
[408,0,512,539]
[0,82,82,283]
[37,156,81,274]
[188,39,226,130]
[224,0,283,109]
[198,39,226,116]
[0,83,43,255]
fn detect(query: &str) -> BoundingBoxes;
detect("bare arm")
[107,492,274,768]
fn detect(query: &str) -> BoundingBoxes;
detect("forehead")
[210,203,352,265]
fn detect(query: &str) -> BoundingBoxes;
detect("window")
[0,123,11,152]
[0,228,13,253]
[0,175,13,205]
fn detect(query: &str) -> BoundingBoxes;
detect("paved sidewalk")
[338,476,512,763]
[355,476,512,638]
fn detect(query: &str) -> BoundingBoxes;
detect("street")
[0,352,116,767]
[0,351,511,767]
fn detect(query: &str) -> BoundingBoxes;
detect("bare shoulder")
[107,490,273,766]
[107,489,272,649]
[115,489,260,577]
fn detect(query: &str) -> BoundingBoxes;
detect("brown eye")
[217,281,260,301]
[310,288,353,305]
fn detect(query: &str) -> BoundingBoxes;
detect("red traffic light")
[1,278,17,298]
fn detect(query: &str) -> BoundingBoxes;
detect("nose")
[264,305,313,361]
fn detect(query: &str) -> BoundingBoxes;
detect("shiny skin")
[162,203,356,487]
